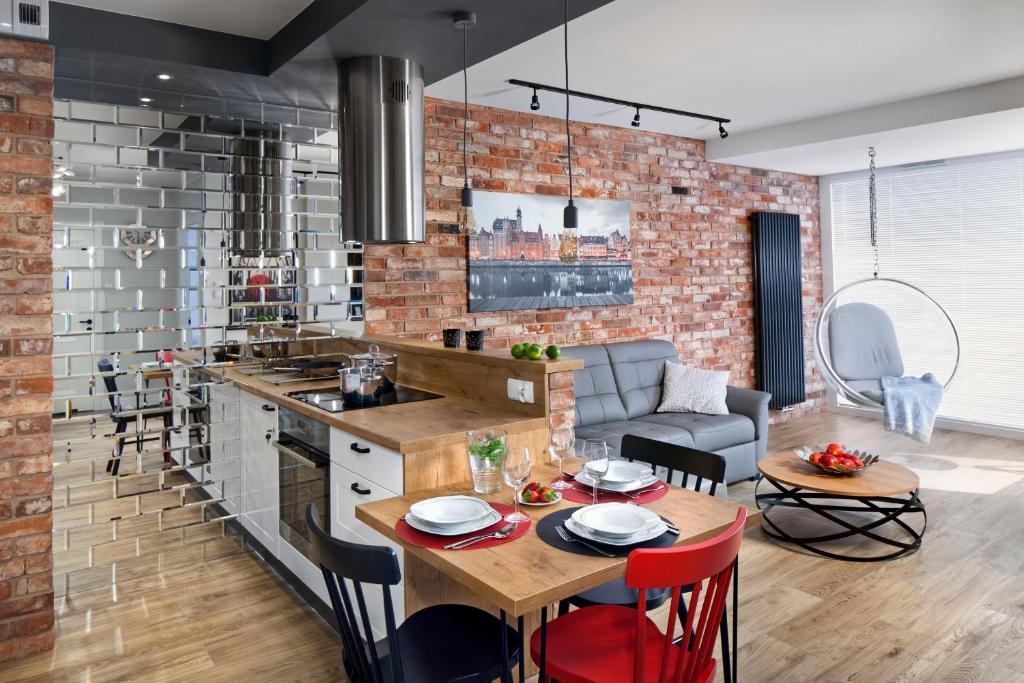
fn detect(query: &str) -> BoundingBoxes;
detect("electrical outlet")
[506,378,534,404]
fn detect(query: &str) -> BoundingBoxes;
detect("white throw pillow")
[657,362,729,415]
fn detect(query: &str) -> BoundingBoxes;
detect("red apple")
[809,451,824,465]
[826,443,844,457]
[820,454,838,469]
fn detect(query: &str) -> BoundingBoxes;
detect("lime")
[545,344,560,360]
[526,344,543,361]
[510,343,526,359]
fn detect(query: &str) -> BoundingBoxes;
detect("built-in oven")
[275,406,330,562]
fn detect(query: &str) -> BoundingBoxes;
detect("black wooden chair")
[305,503,520,683]
[98,358,170,476]
[557,434,735,683]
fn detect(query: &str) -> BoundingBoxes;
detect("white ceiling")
[428,0,1024,174]
[59,0,313,39]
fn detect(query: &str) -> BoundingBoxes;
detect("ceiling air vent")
[0,0,49,40]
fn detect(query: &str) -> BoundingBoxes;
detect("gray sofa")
[563,340,772,483]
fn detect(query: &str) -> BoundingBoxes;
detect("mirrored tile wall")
[51,100,359,596]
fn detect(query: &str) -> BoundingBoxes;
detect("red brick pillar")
[0,36,55,662]
[547,370,575,431]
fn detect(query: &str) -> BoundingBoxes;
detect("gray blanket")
[881,373,943,443]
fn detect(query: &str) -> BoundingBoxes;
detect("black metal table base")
[755,476,927,562]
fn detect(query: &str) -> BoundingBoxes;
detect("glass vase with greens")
[466,428,508,494]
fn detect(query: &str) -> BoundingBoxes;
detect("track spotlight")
[719,122,728,139]
[631,107,640,127]
[530,88,540,110]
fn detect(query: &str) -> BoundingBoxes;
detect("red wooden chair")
[530,509,746,683]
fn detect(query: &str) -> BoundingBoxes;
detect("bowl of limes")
[510,343,560,361]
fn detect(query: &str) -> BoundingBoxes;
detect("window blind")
[827,154,1024,431]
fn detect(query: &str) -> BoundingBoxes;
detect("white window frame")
[819,148,1024,441]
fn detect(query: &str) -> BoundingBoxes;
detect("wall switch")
[506,378,534,404]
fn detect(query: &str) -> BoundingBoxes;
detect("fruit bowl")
[794,444,880,476]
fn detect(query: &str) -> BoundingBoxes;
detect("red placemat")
[553,473,670,505]
[395,502,531,551]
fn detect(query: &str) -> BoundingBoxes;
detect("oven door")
[275,434,329,562]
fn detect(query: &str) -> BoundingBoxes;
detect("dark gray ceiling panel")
[51,0,615,112]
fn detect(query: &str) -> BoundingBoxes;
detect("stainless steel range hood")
[339,56,425,244]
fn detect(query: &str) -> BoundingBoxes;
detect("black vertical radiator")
[751,211,805,409]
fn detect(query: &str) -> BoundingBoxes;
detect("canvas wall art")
[467,191,633,312]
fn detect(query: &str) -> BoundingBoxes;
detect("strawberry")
[542,489,556,502]
[529,490,541,503]
[525,481,539,492]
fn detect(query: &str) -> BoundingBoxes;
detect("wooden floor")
[3,410,1024,682]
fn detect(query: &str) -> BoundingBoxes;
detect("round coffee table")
[755,451,927,562]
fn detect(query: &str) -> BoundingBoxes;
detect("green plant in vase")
[466,428,508,494]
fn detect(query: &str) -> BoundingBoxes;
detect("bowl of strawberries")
[795,443,879,475]
[519,482,562,506]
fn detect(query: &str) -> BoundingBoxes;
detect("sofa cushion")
[657,362,729,415]
[605,340,680,419]
[575,420,695,457]
[633,412,755,452]
[563,345,627,427]
[846,379,884,403]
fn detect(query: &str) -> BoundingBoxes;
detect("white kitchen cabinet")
[330,426,403,494]
[329,426,405,640]
[206,382,241,514]
[239,391,279,555]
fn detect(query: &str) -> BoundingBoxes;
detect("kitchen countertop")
[182,356,546,453]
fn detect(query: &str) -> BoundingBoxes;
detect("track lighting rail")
[508,78,731,135]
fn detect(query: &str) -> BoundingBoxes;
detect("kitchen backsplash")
[49,99,360,596]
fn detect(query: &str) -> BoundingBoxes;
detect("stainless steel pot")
[339,366,385,408]
[342,344,398,389]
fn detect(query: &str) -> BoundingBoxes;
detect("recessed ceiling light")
[157,73,173,81]
[140,97,152,103]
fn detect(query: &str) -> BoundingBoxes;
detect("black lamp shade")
[461,185,474,208]
[563,200,578,229]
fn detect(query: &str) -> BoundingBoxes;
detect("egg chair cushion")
[846,379,884,404]
[828,303,904,381]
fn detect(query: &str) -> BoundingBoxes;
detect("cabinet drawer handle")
[351,443,371,454]
[261,404,276,412]
[265,430,273,442]
[350,482,371,495]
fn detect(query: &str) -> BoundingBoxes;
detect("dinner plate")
[564,517,668,547]
[574,471,660,492]
[409,495,493,527]
[572,503,661,539]
[600,460,654,484]
[404,508,501,536]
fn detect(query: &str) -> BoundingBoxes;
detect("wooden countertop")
[186,358,546,453]
[299,326,584,374]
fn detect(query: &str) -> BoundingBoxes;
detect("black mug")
[442,328,462,348]
[465,329,485,351]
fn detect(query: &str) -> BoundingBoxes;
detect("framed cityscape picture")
[467,191,633,312]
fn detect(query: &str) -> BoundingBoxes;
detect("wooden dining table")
[355,460,761,681]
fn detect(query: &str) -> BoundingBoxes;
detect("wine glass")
[502,446,532,523]
[580,439,610,506]
[548,424,575,490]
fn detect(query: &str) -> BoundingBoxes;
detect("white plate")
[572,503,661,539]
[600,460,654,484]
[404,508,501,536]
[409,495,493,527]
[574,471,660,492]
[520,491,562,507]
[564,517,668,547]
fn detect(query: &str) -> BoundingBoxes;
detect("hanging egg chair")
[814,148,961,408]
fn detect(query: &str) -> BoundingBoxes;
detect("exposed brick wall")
[0,36,54,662]
[364,98,825,422]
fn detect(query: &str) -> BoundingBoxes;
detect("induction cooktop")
[285,385,443,413]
